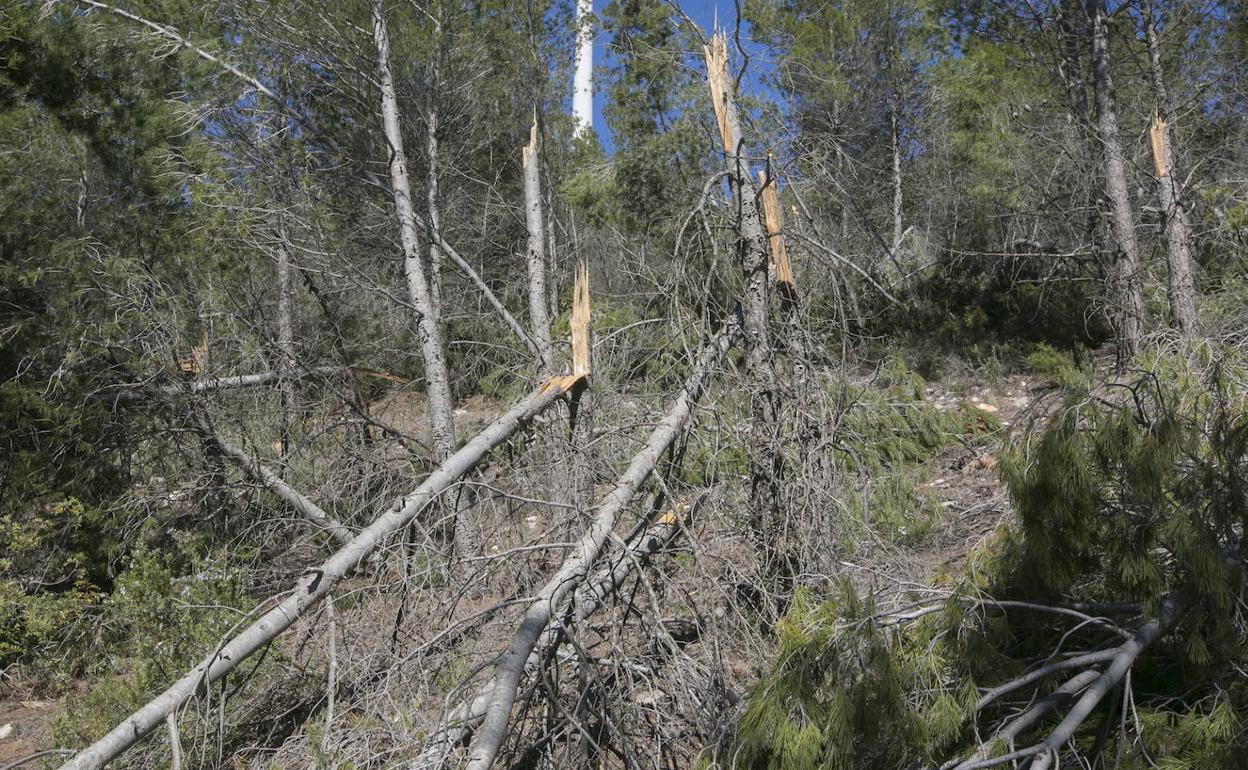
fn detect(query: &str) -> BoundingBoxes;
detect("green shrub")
[725,348,1248,768]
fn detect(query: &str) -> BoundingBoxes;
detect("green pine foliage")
[725,348,1248,768]
[728,585,978,770]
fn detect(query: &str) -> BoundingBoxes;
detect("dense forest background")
[2,1,1247,768]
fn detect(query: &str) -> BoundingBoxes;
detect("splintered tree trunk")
[56,379,579,770]
[704,32,790,609]
[1143,1,1198,337]
[371,0,475,558]
[566,262,594,526]
[1088,0,1146,363]
[522,116,555,374]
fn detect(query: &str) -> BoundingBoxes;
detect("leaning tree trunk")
[1143,0,1198,337]
[704,32,791,614]
[56,377,581,770]
[1088,0,1146,363]
[371,0,478,561]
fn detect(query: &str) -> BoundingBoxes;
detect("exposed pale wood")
[757,168,795,288]
[1149,113,1169,178]
[571,261,591,377]
[178,332,209,376]
[702,34,734,153]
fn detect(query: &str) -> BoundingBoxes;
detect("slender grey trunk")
[522,116,555,374]
[426,16,446,326]
[1143,1,1198,336]
[275,223,296,457]
[891,99,904,257]
[1087,0,1145,363]
[372,0,475,560]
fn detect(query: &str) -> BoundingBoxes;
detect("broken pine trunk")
[1143,0,1198,337]
[704,30,792,615]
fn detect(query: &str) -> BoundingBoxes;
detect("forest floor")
[836,373,1045,610]
[0,697,56,765]
[0,368,1050,767]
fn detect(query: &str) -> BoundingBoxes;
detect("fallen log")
[421,321,735,770]
[57,375,581,770]
[106,365,353,404]
[413,486,711,770]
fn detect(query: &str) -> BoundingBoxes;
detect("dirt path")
[0,698,56,766]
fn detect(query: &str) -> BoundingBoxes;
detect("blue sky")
[587,0,774,153]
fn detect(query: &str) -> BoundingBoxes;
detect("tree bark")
[275,224,296,457]
[56,378,577,770]
[426,14,446,327]
[1143,0,1199,337]
[522,117,555,374]
[371,0,476,560]
[572,0,594,137]
[1087,0,1146,363]
[891,99,904,258]
[704,33,790,611]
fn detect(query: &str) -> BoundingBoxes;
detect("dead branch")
[200,419,357,548]
[67,0,277,100]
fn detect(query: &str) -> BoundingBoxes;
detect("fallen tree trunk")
[1028,592,1184,770]
[452,322,735,770]
[107,366,351,403]
[57,376,581,770]
[413,483,713,770]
